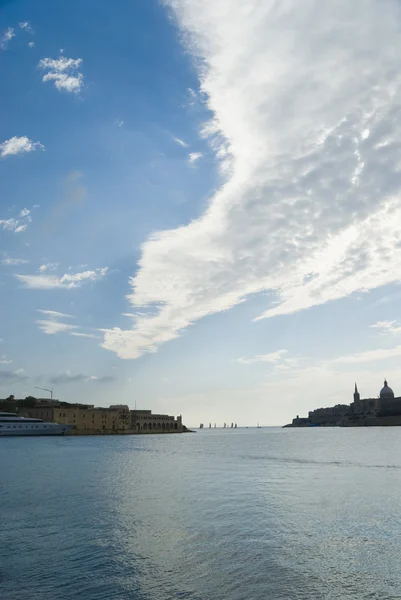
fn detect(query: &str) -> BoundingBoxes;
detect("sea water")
[1,427,401,600]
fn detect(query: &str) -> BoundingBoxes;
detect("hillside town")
[285,380,401,427]
[0,396,186,435]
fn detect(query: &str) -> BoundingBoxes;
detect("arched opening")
[158,423,161,429]
[174,422,178,430]
[162,423,166,430]
[149,423,152,430]
[143,423,147,430]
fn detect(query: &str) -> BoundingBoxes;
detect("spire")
[354,382,360,402]
[355,383,358,393]
[384,379,388,387]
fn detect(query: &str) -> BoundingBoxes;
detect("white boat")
[0,412,75,436]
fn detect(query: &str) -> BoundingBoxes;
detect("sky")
[2,0,401,426]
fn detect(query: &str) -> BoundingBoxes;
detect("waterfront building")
[285,379,401,427]
[377,380,401,417]
[3,397,185,434]
[130,409,182,433]
[53,405,131,431]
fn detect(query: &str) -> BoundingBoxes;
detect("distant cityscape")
[285,380,401,427]
[0,395,186,435]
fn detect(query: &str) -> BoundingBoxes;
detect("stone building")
[307,404,349,426]
[348,383,377,417]
[131,409,183,433]
[54,405,131,432]
[376,380,401,417]
[19,402,184,434]
[285,379,401,427]
[20,403,93,422]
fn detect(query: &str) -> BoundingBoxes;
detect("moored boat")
[0,412,75,436]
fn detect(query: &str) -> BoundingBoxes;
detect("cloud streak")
[16,267,108,289]
[0,27,15,50]
[49,372,115,384]
[2,257,29,266]
[102,0,401,359]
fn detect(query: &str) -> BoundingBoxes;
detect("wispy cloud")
[49,371,115,384]
[0,207,33,234]
[39,263,59,273]
[38,56,84,94]
[1,220,25,234]
[36,320,78,335]
[237,350,288,365]
[174,137,188,148]
[0,356,13,365]
[16,267,108,289]
[0,368,27,383]
[19,21,32,32]
[2,257,29,266]
[102,0,401,359]
[20,208,31,220]
[369,320,401,335]
[0,27,15,50]
[37,309,74,319]
[188,151,203,165]
[0,136,44,158]
[28,41,35,48]
[70,332,99,339]
[35,309,99,340]
[333,345,401,365]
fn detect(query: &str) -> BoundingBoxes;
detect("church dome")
[380,380,394,399]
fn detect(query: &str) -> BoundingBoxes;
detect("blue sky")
[2,0,401,425]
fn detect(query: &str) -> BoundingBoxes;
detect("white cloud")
[188,151,203,164]
[36,320,78,335]
[16,267,108,289]
[332,345,401,365]
[0,136,44,158]
[237,349,288,365]
[70,332,99,339]
[28,42,35,48]
[48,371,114,384]
[0,27,15,50]
[0,356,13,365]
[0,368,28,384]
[0,207,32,234]
[35,309,98,339]
[20,208,31,220]
[0,220,24,233]
[174,137,188,148]
[19,21,32,32]
[14,224,27,233]
[38,56,84,93]
[102,0,401,359]
[37,309,74,319]
[39,263,59,273]
[2,257,29,266]
[117,120,124,128]
[369,320,401,335]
